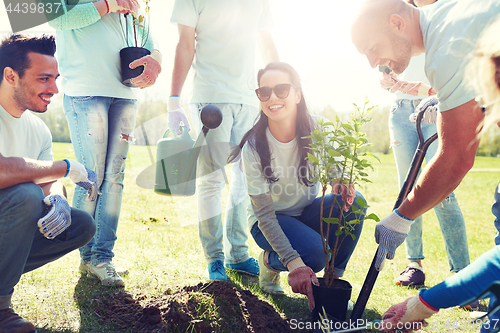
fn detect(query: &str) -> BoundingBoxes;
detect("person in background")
[48,0,162,286]
[230,62,365,309]
[0,34,96,333]
[169,0,279,281]
[379,17,500,332]
[378,0,471,293]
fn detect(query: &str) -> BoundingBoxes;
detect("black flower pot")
[120,46,151,87]
[311,278,352,323]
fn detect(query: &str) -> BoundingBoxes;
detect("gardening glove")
[64,159,99,202]
[380,293,439,332]
[331,180,356,212]
[287,266,319,310]
[374,210,413,271]
[104,0,139,15]
[37,194,71,239]
[167,96,191,135]
[129,52,162,89]
[409,96,439,124]
[380,72,399,90]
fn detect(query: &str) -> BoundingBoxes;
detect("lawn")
[11,143,500,332]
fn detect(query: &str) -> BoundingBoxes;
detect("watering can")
[154,104,223,196]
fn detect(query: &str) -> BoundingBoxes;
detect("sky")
[0,0,394,113]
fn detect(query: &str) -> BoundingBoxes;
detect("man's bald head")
[351,0,418,73]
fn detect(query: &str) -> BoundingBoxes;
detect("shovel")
[350,107,438,320]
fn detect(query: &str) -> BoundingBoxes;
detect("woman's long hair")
[229,62,316,186]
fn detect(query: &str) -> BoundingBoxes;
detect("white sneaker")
[88,262,125,286]
[79,261,129,277]
[259,251,284,295]
[348,299,354,311]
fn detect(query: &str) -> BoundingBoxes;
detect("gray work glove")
[38,194,71,239]
[374,210,413,271]
[409,96,439,124]
[65,159,99,202]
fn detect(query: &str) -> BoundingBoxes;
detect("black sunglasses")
[255,83,297,102]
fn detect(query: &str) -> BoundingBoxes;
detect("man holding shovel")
[351,0,500,329]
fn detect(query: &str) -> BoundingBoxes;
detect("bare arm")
[0,153,66,189]
[258,30,279,65]
[39,180,67,198]
[398,99,484,219]
[170,24,195,96]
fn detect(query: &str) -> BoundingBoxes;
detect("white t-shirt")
[242,115,329,226]
[171,0,273,107]
[393,54,430,101]
[420,0,500,111]
[0,105,53,161]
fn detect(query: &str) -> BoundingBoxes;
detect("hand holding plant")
[106,0,139,15]
[129,54,161,89]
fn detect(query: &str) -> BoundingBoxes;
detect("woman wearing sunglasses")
[229,62,365,309]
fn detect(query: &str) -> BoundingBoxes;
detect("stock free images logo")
[3,0,80,33]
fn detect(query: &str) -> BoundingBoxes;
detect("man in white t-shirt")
[0,34,97,333]
[169,0,280,281]
[351,0,500,270]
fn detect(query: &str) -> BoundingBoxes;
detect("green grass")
[11,143,500,332]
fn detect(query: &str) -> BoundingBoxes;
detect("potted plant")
[120,0,151,87]
[305,97,380,322]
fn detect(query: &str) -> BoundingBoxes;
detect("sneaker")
[0,308,36,333]
[87,262,125,286]
[79,261,129,277]
[394,262,425,287]
[461,300,480,311]
[347,300,354,311]
[206,260,227,281]
[225,257,259,277]
[258,251,284,295]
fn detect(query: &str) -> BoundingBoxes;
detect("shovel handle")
[351,110,438,321]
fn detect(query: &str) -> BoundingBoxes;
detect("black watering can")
[154,104,223,196]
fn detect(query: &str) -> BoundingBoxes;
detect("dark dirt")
[95,280,293,333]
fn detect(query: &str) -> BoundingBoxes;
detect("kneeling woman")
[230,62,366,308]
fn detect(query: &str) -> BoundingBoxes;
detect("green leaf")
[350,233,357,241]
[365,151,381,163]
[335,229,343,236]
[327,149,341,157]
[365,213,380,222]
[307,153,319,164]
[356,196,368,208]
[323,217,339,225]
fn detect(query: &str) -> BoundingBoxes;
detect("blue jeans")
[389,99,469,272]
[492,182,500,245]
[190,103,259,265]
[64,95,137,265]
[0,183,95,309]
[250,192,365,277]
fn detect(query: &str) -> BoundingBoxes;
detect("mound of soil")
[96,281,292,333]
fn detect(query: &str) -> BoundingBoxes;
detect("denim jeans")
[0,183,95,309]
[190,103,259,265]
[492,182,500,245]
[64,95,137,265]
[250,192,365,277]
[389,99,469,272]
